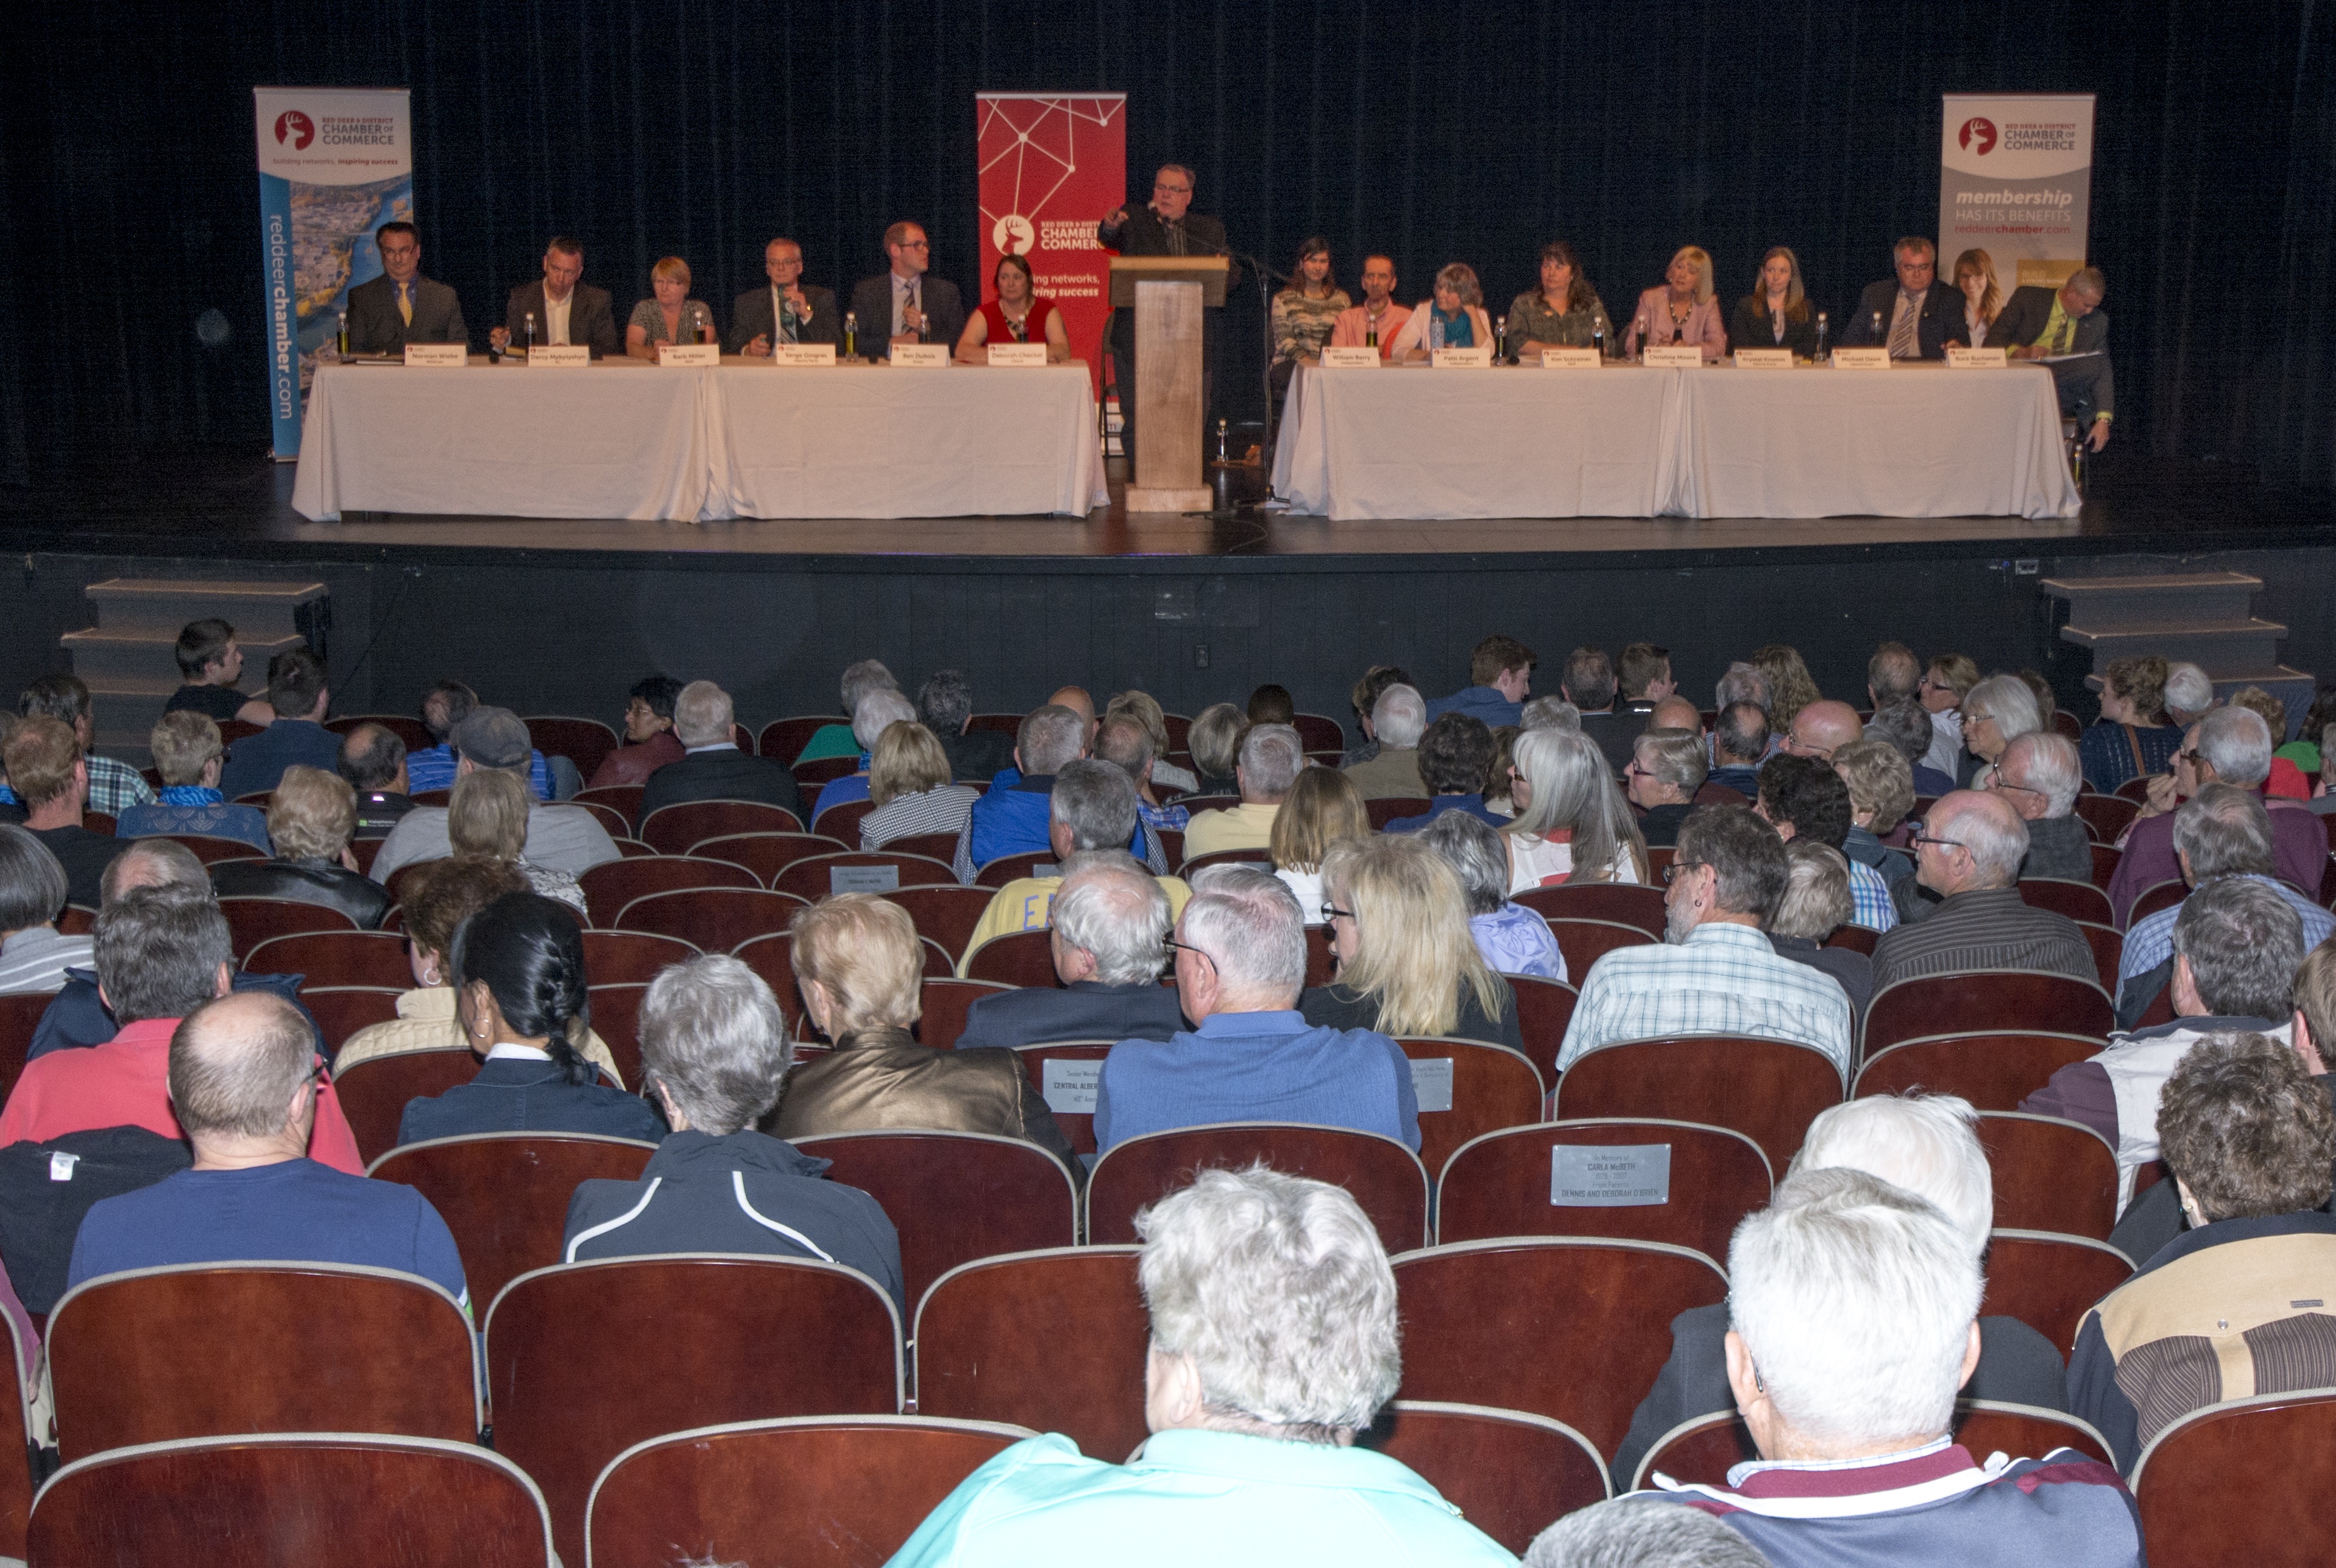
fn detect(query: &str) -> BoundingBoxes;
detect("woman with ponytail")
[394,891,666,1146]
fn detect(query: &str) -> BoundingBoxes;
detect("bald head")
[102,837,210,903]
[1048,686,1098,744]
[1790,700,1863,758]
[1650,696,1703,734]
[169,990,316,1152]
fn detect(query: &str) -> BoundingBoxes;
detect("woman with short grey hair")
[639,953,793,1135]
[0,823,86,993]
[1390,263,1493,361]
[1959,673,2043,789]
[1765,840,1870,1015]
[1417,809,1565,982]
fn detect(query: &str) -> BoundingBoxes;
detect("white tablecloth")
[1271,361,2081,521]
[291,358,1109,522]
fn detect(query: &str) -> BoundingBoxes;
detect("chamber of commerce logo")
[274,111,315,149]
[1958,117,1998,155]
[992,213,1036,256]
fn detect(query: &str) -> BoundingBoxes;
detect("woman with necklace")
[956,252,1070,363]
[1623,245,1728,361]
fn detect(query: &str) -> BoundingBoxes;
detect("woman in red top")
[955,253,1070,363]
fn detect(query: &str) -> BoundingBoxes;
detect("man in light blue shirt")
[886,1165,1512,1566]
[1094,866,1418,1153]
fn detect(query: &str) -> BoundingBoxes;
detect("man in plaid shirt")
[19,674,154,816]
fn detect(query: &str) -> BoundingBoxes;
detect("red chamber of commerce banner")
[975,92,1126,395]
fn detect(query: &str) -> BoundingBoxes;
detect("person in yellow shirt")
[1179,723,1303,859]
[960,760,1191,974]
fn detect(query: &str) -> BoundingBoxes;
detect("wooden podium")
[1110,256,1230,513]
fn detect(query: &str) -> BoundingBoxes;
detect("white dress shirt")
[543,289,573,346]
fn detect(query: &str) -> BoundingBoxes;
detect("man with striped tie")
[1844,236,1958,361]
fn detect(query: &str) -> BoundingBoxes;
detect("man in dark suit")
[1841,237,1959,360]
[727,237,842,355]
[845,222,966,361]
[953,854,1188,1050]
[637,680,801,829]
[344,221,466,355]
[488,237,618,359]
[1096,164,1231,448]
[1992,266,2115,452]
[218,648,341,801]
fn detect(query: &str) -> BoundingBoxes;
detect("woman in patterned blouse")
[1269,236,1351,416]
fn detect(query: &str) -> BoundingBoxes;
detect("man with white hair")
[1637,1167,2143,1564]
[891,1166,1510,1564]
[953,703,1092,883]
[804,688,920,825]
[1626,730,1706,847]
[1340,686,1426,799]
[371,707,622,882]
[2108,705,2327,925]
[1094,867,1418,1153]
[795,657,898,764]
[2161,662,2215,728]
[1991,731,2093,883]
[634,680,803,828]
[956,852,1190,1050]
[957,764,1190,974]
[1181,723,1303,856]
[1613,1093,2072,1488]
[1867,790,2094,993]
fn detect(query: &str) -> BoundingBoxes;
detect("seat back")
[575,783,645,823]
[567,799,631,839]
[2131,1390,2336,1563]
[770,851,958,903]
[578,856,759,921]
[244,929,413,989]
[367,1134,657,1311]
[47,1263,479,1461]
[974,851,1054,888]
[522,716,620,780]
[160,832,269,866]
[688,831,853,887]
[1304,923,1335,984]
[963,929,1062,987]
[327,714,435,750]
[1982,1230,2134,1350]
[578,928,700,985]
[487,1256,902,1567]
[2018,877,2114,925]
[1825,923,1881,955]
[1364,796,1432,830]
[1360,1402,1608,1554]
[2074,793,2140,843]
[915,977,1013,1049]
[1290,712,1344,751]
[615,887,804,952]
[2128,877,2187,926]
[0,993,40,1106]
[1393,1037,1544,1178]
[1546,918,1657,979]
[1436,1120,1770,1262]
[1513,883,1667,938]
[881,830,962,864]
[913,1247,1149,1462]
[1852,1031,2105,1109]
[299,986,404,1061]
[795,757,859,790]
[585,1415,1034,1568]
[334,1048,480,1166]
[757,715,837,766]
[639,799,805,855]
[793,1131,1077,1311]
[1631,1400,2115,1491]
[2076,921,2124,992]
[28,1433,553,1568]
[1976,1112,2120,1239]
[1391,1238,1728,1456]
[1554,1036,1845,1172]
[884,885,997,962]
[1862,971,2114,1059]
[1085,1122,1431,1253]
[1503,975,1578,1082]
[1179,848,1271,876]
[731,934,805,1034]
[810,796,877,844]
[583,982,648,1086]
[0,1306,27,1558]
[2089,841,2123,889]
[1012,1042,1112,1153]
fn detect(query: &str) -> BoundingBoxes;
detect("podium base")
[1124,485,1214,514]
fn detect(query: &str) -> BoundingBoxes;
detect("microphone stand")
[1191,244,1282,527]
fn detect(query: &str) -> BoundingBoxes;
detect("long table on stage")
[1270,360,2082,521]
[290,357,1110,523]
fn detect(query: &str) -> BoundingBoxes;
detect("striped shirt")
[860,784,979,850]
[0,927,92,994]
[1868,885,2097,995]
[2118,873,2336,982]
[1559,920,1854,1076]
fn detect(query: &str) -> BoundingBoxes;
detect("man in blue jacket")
[951,703,1089,883]
[1423,633,1535,729]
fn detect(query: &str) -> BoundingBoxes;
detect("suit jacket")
[346,273,467,354]
[637,746,802,827]
[953,980,1189,1053]
[725,282,842,353]
[1096,207,1233,360]
[1991,285,2114,416]
[845,274,966,358]
[1728,295,1822,357]
[503,280,618,358]
[1841,278,1960,359]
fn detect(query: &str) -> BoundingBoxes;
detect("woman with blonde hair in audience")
[1832,737,1918,906]
[859,719,979,849]
[2083,653,2183,793]
[1268,764,1369,924]
[625,256,715,358]
[210,764,389,929]
[1623,245,1726,361]
[1106,689,1198,796]
[1501,727,1648,891]
[1186,702,1250,796]
[1960,673,2044,790]
[1750,644,1822,731]
[1946,248,2004,347]
[1304,834,1521,1048]
[448,767,586,914]
[1389,263,1494,361]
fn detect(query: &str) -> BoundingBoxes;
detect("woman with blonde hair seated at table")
[449,767,586,915]
[1729,246,1821,358]
[625,256,716,359]
[859,720,979,850]
[1623,245,1727,361]
[1387,264,1494,361]
[1302,833,1523,1050]
[1945,248,2004,348]
[1105,690,1198,798]
[954,252,1070,364]
[210,764,389,929]
[1500,727,1648,891]
[1268,764,1370,924]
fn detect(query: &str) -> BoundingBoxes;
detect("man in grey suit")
[1993,266,2115,452]
[344,221,466,354]
[489,237,618,359]
[727,237,842,355]
[846,222,966,360]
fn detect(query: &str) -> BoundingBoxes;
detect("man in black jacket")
[344,221,466,354]
[637,680,802,828]
[1097,164,1230,450]
[845,222,966,361]
[1993,267,2114,451]
[1841,237,1960,360]
[728,237,842,355]
[489,237,619,359]
[955,854,1188,1050]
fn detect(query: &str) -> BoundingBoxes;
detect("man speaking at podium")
[1099,165,1228,452]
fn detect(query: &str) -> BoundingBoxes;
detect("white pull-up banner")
[1940,94,2095,293]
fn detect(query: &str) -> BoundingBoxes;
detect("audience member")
[1105,690,1198,796]
[1182,723,1303,856]
[1505,727,1649,888]
[2231,685,2309,797]
[918,668,1016,783]
[1618,642,1676,714]
[337,721,413,839]
[0,825,86,994]
[859,720,979,850]
[1425,633,1535,728]
[806,689,920,824]
[634,681,804,828]
[1831,737,1919,917]
[162,618,271,727]
[66,992,469,1310]
[888,1166,1510,1566]
[2081,655,2184,794]
[1866,697,1958,798]
[2024,876,2304,1208]
[1095,714,1185,831]
[1341,684,1427,799]
[1480,724,1522,817]
[1047,686,1100,749]
[955,853,1187,1051]
[1245,683,1295,726]
[1916,653,1981,781]
[563,954,903,1304]
[1958,673,2043,789]
[4,714,123,908]
[1755,754,1894,932]
[1419,808,1566,982]
[1338,663,1414,767]
[1747,645,1821,731]
[1305,833,1525,1050]
[1613,1094,2071,1488]
[953,703,1089,882]
[1186,702,1250,795]
[1523,695,1585,732]
[1639,1167,2142,1563]
[587,676,686,788]
[766,895,1076,1170]
[1627,729,1706,848]
[404,680,554,799]
[796,658,898,763]
[1706,703,1769,801]
[1780,698,1861,764]
[1384,713,1501,833]
[2109,706,2327,925]
[1525,1500,1773,1568]
[1714,662,1773,718]
[445,768,586,913]
[958,761,1189,970]
[19,674,155,815]
[1559,807,1853,1074]
[2070,1031,2336,1474]
[1868,791,2094,992]
[1563,647,1639,775]
[209,764,390,928]
[1268,764,1368,921]
[1095,868,1418,1154]
[2161,662,2215,728]
[1866,640,1921,710]
[372,708,622,882]
[115,712,271,853]
[1763,842,1871,1012]
[1991,732,2092,882]
[215,650,340,800]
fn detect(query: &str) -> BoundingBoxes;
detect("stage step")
[2039,570,2313,738]
[2036,570,2264,629]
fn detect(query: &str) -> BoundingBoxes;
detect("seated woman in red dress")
[954,253,1071,364]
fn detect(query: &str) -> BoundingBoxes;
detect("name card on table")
[777,343,837,367]
[1947,346,2009,369]
[1831,347,1892,370]
[828,864,900,894]
[1552,1144,1673,1207]
[402,344,466,367]
[1410,1057,1455,1114]
[658,343,719,367]
[889,344,950,368]
[987,343,1050,367]
[1644,345,1704,369]
[1042,1057,1102,1114]
[1732,348,1793,369]
[1431,346,1492,369]
[1320,347,1380,369]
[1538,348,1601,369]
[526,345,590,369]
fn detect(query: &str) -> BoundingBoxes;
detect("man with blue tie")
[344,221,467,355]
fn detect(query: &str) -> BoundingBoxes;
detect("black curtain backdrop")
[2,0,2331,491]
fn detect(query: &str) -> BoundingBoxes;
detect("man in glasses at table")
[847,221,965,361]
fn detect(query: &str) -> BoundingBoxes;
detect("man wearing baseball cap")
[366,707,621,885]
